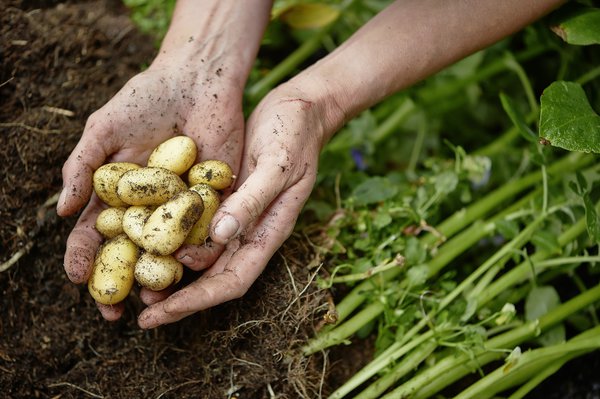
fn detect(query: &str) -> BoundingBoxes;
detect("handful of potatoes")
[88,136,234,305]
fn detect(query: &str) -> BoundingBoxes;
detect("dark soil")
[1,1,598,398]
[0,2,350,398]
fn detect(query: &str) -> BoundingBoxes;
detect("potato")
[147,136,197,175]
[188,160,234,190]
[88,234,139,305]
[95,207,126,238]
[134,252,183,291]
[93,162,141,207]
[122,205,154,247]
[186,183,221,244]
[141,190,204,255]
[116,167,187,206]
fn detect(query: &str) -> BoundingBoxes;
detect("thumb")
[57,114,115,217]
[210,157,290,244]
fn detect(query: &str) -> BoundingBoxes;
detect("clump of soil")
[0,2,342,398]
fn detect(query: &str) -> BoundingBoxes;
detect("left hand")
[137,81,340,328]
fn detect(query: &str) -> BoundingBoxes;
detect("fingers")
[96,302,125,321]
[139,287,174,306]
[137,182,309,329]
[210,155,292,244]
[57,114,116,217]
[63,196,104,284]
[174,241,225,271]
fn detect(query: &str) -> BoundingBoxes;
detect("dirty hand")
[136,80,341,328]
[57,0,271,321]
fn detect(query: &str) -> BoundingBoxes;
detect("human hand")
[58,62,244,320]
[136,80,344,328]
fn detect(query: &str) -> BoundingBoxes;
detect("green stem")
[326,217,544,397]
[353,340,438,399]
[302,301,384,355]
[478,215,589,306]
[455,326,600,399]
[390,283,600,399]
[422,151,588,247]
[407,112,427,174]
[329,257,402,284]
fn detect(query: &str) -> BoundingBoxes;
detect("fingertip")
[139,287,172,305]
[211,213,240,244]
[97,302,124,321]
[64,245,96,284]
[137,306,163,329]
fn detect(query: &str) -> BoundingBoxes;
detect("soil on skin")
[1,1,598,398]
[0,2,354,398]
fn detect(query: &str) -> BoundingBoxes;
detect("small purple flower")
[351,148,367,171]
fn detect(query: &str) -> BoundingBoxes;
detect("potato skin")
[147,136,197,175]
[88,234,139,305]
[116,167,187,206]
[122,205,154,247]
[186,184,221,245]
[188,160,234,190]
[141,190,204,255]
[134,252,183,291]
[95,207,126,239]
[93,162,141,207]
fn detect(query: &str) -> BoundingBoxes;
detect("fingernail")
[213,214,240,242]
[178,255,192,263]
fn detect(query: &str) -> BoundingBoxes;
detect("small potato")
[186,183,221,245]
[141,190,204,255]
[122,205,155,247]
[95,207,126,239]
[147,136,197,175]
[134,252,183,291]
[88,234,139,305]
[116,167,187,206]
[93,162,141,207]
[188,160,235,190]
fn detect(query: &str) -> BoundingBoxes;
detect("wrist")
[150,0,272,92]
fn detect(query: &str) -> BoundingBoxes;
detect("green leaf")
[550,6,600,46]
[495,219,520,239]
[525,286,566,346]
[531,230,562,254]
[499,92,537,143]
[583,193,600,242]
[539,81,600,154]
[525,286,561,321]
[434,171,459,195]
[276,3,340,30]
[351,176,399,206]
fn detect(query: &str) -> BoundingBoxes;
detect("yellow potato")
[93,162,141,207]
[88,234,139,305]
[141,190,204,255]
[147,136,197,175]
[122,205,155,247]
[186,183,221,245]
[116,167,187,206]
[134,252,183,291]
[188,160,234,190]
[95,207,126,239]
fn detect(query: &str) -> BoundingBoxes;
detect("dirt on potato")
[1,1,597,398]
[0,1,341,398]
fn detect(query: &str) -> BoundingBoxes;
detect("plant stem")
[422,151,588,247]
[455,326,600,399]
[353,339,438,399]
[325,217,544,397]
[478,214,589,306]
[390,283,600,399]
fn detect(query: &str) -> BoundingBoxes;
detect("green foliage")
[122,0,176,43]
[121,1,600,397]
[539,81,600,154]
